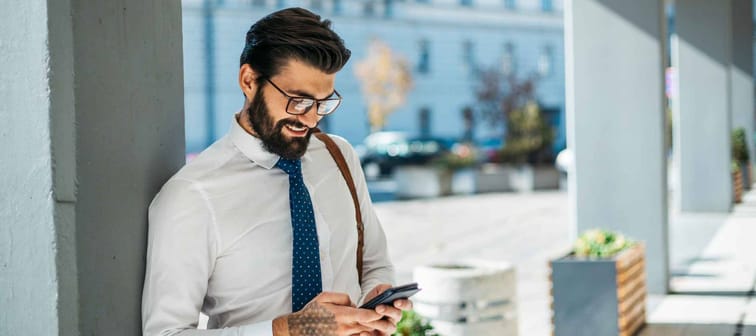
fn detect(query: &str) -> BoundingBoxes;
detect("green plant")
[732,160,741,174]
[495,101,554,164]
[732,128,750,163]
[394,310,439,336]
[473,69,554,165]
[573,229,635,258]
[431,143,479,171]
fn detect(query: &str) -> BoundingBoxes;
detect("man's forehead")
[274,59,336,99]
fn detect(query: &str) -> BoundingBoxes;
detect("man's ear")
[239,64,258,100]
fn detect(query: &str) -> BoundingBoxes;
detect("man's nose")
[296,107,320,129]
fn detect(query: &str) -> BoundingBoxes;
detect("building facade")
[182,0,565,154]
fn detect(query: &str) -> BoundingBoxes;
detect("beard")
[247,86,313,159]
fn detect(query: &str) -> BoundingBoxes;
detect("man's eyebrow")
[288,88,336,100]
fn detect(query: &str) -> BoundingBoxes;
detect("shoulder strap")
[312,129,365,285]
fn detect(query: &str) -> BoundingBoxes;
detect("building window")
[537,45,553,77]
[384,0,394,18]
[462,39,477,73]
[417,39,431,74]
[460,0,473,7]
[363,0,376,16]
[310,0,323,11]
[333,0,343,14]
[252,0,266,7]
[418,107,432,138]
[541,0,553,12]
[501,42,516,75]
[504,0,516,10]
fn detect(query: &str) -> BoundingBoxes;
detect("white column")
[0,0,185,335]
[730,0,755,168]
[0,0,77,334]
[565,0,669,294]
[673,0,733,212]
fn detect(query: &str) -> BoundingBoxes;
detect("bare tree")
[355,39,413,133]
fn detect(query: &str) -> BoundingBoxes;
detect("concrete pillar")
[565,0,669,294]
[1,1,78,334]
[0,0,185,335]
[673,0,733,212]
[730,0,755,168]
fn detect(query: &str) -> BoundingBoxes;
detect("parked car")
[357,131,453,179]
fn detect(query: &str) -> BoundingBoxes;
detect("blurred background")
[4,0,756,335]
[179,1,756,334]
[182,0,566,204]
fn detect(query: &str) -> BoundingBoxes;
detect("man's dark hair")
[240,7,351,85]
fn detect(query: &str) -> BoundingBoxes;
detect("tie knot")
[275,158,302,176]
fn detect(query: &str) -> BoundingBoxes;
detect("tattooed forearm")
[287,302,338,336]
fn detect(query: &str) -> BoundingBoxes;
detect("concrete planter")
[476,164,516,193]
[413,260,518,336]
[510,165,560,192]
[475,164,560,193]
[549,244,646,336]
[394,165,452,199]
[451,168,478,195]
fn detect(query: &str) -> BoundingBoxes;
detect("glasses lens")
[318,99,341,115]
[288,98,315,115]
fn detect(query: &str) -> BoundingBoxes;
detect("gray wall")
[1,0,186,335]
[565,0,669,294]
[1,0,77,334]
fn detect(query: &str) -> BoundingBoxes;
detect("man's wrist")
[272,315,290,336]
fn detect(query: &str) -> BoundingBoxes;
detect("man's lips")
[284,123,309,137]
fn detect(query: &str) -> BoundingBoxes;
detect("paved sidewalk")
[374,191,571,336]
[373,189,756,336]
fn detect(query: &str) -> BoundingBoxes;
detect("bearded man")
[142,7,410,336]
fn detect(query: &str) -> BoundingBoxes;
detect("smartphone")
[359,282,421,310]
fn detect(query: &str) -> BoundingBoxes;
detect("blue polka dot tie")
[276,158,323,312]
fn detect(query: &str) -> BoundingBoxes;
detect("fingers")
[328,303,383,326]
[393,299,413,311]
[314,291,354,307]
[375,304,402,324]
[339,322,373,335]
[364,283,393,304]
[358,318,396,335]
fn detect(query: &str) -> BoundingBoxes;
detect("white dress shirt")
[142,115,395,336]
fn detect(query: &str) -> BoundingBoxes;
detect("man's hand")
[362,284,415,336]
[272,292,396,336]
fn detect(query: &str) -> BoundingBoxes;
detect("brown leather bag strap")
[313,130,365,285]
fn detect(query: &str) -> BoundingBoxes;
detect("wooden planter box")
[734,168,744,203]
[549,244,646,336]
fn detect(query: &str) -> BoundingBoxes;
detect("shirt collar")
[229,113,280,170]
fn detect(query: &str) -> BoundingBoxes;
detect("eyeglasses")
[265,78,342,116]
